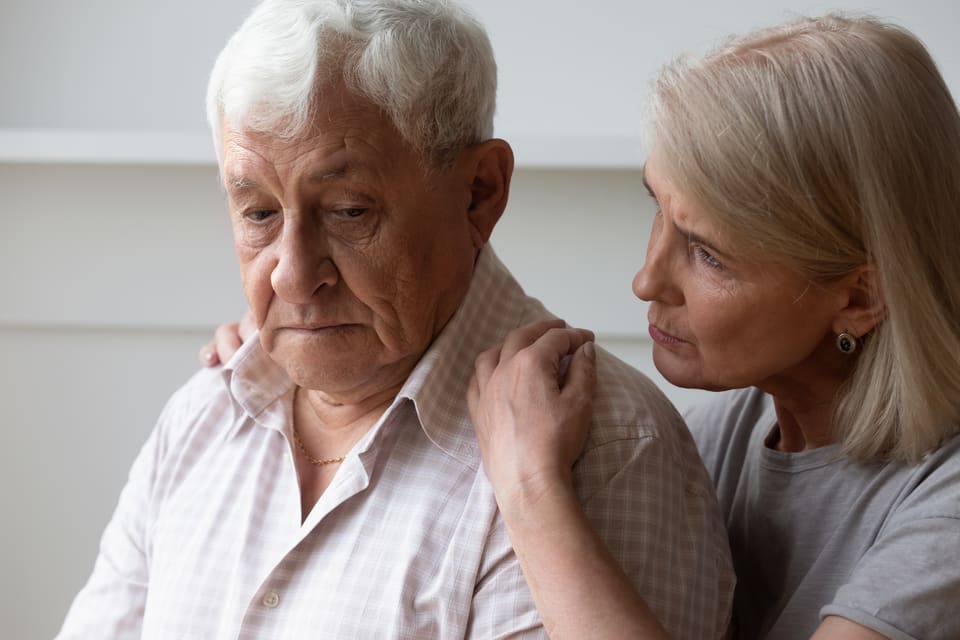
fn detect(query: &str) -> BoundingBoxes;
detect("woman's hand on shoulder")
[468,319,597,513]
[198,310,256,366]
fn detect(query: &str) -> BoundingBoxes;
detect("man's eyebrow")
[225,163,352,193]
[226,175,259,193]
[307,164,351,182]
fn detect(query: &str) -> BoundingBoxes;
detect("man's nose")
[271,216,338,304]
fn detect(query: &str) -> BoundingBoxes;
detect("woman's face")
[634,156,844,392]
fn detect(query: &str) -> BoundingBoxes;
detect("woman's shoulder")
[887,429,960,519]
[821,430,960,639]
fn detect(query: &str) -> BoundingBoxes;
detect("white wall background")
[2,1,958,637]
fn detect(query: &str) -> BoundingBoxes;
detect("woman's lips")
[648,323,686,346]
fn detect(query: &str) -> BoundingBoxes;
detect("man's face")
[221,90,480,402]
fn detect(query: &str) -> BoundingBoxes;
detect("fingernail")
[584,342,596,360]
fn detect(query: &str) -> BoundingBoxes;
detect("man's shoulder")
[588,346,685,441]
[167,365,234,419]
[578,347,722,498]
[150,365,242,454]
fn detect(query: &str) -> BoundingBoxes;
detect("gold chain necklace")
[292,425,347,466]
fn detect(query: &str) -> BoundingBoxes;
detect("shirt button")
[262,591,280,608]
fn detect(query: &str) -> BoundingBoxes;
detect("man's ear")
[832,264,887,338]
[461,139,513,249]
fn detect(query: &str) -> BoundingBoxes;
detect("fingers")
[474,321,595,386]
[215,322,243,362]
[472,322,558,395]
[466,372,479,422]
[466,322,598,497]
[470,320,596,406]
[200,311,257,367]
[198,340,221,367]
[472,345,501,395]
[466,372,486,436]
[526,326,595,367]
[499,319,566,360]
[499,320,594,362]
[561,341,598,399]
[199,317,251,368]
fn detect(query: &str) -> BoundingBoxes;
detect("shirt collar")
[221,244,538,465]
[398,245,536,465]
[221,333,293,438]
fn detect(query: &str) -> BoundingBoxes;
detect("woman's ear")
[832,264,887,338]
[461,139,514,249]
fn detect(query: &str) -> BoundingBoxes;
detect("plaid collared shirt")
[57,246,733,639]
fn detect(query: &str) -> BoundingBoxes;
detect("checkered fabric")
[57,246,733,639]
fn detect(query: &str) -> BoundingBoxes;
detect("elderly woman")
[468,14,960,640]
[205,13,960,640]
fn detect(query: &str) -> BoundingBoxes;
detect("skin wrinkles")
[221,86,481,414]
[634,154,853,428]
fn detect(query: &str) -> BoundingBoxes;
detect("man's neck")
[297,383,402,435]
[292,383,403,523]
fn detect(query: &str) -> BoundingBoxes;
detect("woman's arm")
[497,476,671,640]
[468,320,670,639]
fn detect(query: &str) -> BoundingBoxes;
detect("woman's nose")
[633,218,682,305]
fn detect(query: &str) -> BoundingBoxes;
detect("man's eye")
[337,208,368,218]
[243,209,276,223]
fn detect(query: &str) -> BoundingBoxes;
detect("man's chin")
[282,358,368,393]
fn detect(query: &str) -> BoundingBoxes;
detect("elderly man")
[57,0,732,638]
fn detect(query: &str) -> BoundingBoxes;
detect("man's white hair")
[206,0,497,166]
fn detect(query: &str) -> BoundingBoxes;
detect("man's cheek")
[239,268,273,329]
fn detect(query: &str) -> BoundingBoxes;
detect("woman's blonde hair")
[648,14,960,462]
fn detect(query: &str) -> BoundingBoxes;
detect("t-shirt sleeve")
[821,455,960,640]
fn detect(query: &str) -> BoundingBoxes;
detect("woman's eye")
[693,245,723,270]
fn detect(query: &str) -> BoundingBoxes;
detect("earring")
[836,330,858,354]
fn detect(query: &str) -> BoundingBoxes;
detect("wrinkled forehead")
[218,114,427,200]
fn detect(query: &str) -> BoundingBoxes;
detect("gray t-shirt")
[686,387,960,640]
